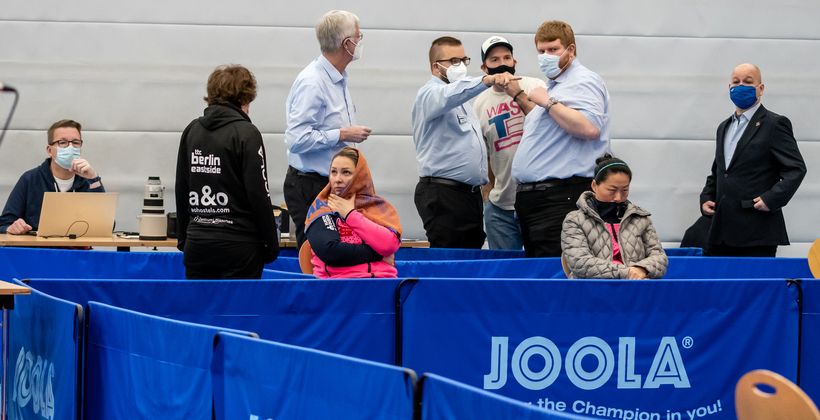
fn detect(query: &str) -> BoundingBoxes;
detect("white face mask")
[438,62,467,83]
[538,47,570,79]
[345,38,363,61]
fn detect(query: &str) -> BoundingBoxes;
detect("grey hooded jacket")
[561,191,668,279]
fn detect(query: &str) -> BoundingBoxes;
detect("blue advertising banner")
[212,332,415,420]
[401,279,799,420]
[30,279,399,363]
[800,280,820,402]
[664,257,811,279]
[84,302,254,420]
[7,281,82,420]
[421,373,591,420]
[0,248,184,280]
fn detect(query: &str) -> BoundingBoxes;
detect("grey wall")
[1,0,818,253]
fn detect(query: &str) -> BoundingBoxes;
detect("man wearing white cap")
[474,36,545,250]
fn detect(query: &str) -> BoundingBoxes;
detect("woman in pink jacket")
[303,147,402,278]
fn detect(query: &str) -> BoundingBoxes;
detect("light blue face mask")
[537,47,570,79]
[54,146,81,170]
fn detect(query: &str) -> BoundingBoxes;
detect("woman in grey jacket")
[561,155,668,279]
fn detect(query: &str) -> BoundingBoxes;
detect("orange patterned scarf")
[304,151,402,237]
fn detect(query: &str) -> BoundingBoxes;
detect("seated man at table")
[0,119,105,234]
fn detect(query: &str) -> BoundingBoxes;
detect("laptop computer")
[36,192,118,238]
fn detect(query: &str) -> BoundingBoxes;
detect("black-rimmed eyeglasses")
[49,139,83,148]
[436,57,471,66]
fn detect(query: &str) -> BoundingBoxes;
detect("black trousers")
[706,244,778,257]
[283,167,327,249]
[184,239,265,279]
[414,181,485,249]
[515,181,590,257]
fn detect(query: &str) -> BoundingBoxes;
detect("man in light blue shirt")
[284,10,372,247]
[411,36,517,248]
[511,20,611,257]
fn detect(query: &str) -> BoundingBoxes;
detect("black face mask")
[592,198,627,223]
[486,64,516,75]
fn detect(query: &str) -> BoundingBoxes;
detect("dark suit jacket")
[700,105,806,247]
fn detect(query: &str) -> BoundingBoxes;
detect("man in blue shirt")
[0,119,104,234]
[512,20,611,257]
[284,10,372,248]
[411,36,518,248]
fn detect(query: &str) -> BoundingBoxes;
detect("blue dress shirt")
[512,60,611,183]
[411,76,489,186]
[285,55,355,176]
[724,102,761,168]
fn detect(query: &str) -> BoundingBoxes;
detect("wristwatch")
[544,97,560,111]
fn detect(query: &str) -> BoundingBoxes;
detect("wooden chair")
[735,369,820,420]
[560,253,573,279]
[298,241,314,275]
[809,239,820,279]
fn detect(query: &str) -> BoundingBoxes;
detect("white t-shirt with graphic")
[473,76,546,210]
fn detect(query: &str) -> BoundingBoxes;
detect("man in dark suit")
[700,63,806,257]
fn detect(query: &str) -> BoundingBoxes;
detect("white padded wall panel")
[4,0,820,39]
[1,1,818,253]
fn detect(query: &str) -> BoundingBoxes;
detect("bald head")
[732,63,762,84]
[729,63,764,112]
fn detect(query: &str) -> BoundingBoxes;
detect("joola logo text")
[483,336,690,391]
[12,347,55,420]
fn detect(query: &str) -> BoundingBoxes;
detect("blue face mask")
[729,85,758,110]
[54,146,81,170]
[537,46,570,79]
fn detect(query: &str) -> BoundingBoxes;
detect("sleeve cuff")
[88,176,102,189]
[327,128,341,144]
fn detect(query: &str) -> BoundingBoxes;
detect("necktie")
[724,114,746,168]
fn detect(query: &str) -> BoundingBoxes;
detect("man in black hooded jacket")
[175,65,279,279]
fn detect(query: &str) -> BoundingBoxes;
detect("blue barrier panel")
[263,256,300,272]
[30,279,399,364]
[665,257,811,279]
[395,247,701,261]
[6,281,81,420]
[421,373,590,419]
[84,302,254,419]
[278,248,298,258]
[276,247,700,264]
[393,256,808,279]
[212,332,415,419]
[397,258,565,279]
[665,248,703,257]
[261,269,313,279]
[0,248,184,280]
[401,279,798,420]
[398,248,525,260]
[800,280,820,403]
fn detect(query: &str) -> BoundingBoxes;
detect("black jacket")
[0,158,105,232]
[175,104,279,261]
[700,105,806,247]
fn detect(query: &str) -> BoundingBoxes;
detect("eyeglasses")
[49,139,83,148]
[436,56,471,66]
[346,32,363,42]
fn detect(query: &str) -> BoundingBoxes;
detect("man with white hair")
[284,10,372,248]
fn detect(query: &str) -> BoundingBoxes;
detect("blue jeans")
[484,201,523,250]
